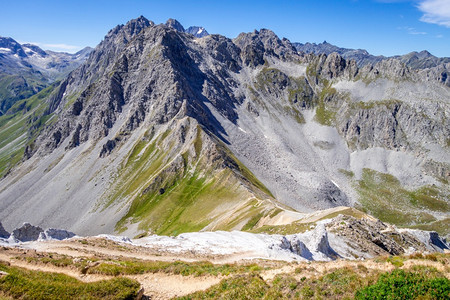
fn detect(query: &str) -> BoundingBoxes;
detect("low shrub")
[356,269,450,300]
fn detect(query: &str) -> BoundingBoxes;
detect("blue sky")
[1,0,449,57]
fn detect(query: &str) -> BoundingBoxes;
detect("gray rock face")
[10,223,43,242]
[234,29,297,67]
[165,18,185,32]
[402,229,449,252]
[38,228,76,241]
[0,222,9,238]
[324,215,446,256]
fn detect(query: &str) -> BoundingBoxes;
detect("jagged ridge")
[0,16,448,238]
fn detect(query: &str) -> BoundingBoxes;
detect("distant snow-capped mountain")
[165,18,209,38]
[0,36,92,115]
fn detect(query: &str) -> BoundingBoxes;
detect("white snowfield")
[0,223,349,262]
[100,222,448,262]
[1,219,448,262]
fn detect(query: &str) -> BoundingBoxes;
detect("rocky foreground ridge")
[0,214,448,262]
[0,16,448,239]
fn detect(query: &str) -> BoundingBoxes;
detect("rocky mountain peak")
[185,26,209,38]
[0,37,27,57]
[165,19,210,38]
[417,50,432,58]
[234,28,297,66]
[22,44,48,57]
[165,18,185,32]
[105,15,153,42]
[74,46,94,58]
[124,15,153,35]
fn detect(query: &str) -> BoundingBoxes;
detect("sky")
[1,0,450,57]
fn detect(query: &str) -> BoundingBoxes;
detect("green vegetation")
[250,222,315,235]
[356,269,449,300]
[338,168,354,178]
[117,167,244,235]
[250,207,366,235]
[108,126,273,236]
[386,256,405,267]
[193,125,202,157]
[242,212,265,231]
[287,76,316,109]
[181,267,371,299]
[283,105,305,124]
[181,265,449,300]
[411,218,450,234]
[314,83,337,126]
[16,252,262,277]
[180,274,269,300]
[349,99,401,111]
[87,260,261,277]
[356,168,449,235]
[0,73,47,115]
[0,84,57,176]
[64,91,82,109]
[305,60,319,79]
[0,261,141,300]
[254,67,287,93]
[9,250,450,300]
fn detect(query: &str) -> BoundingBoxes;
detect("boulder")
[38,228,76,241]
[10,223,43,242]
[0,222,9,238]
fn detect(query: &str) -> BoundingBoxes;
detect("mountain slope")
[0,17,448,237]
[0,36,92,115]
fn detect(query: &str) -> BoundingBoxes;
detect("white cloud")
[19,41,81,53]
[418,0,450,27]
[397,26,428,34]
[43,43,80,50]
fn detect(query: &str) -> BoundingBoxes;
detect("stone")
[0,222,9,239]
[39,228,76,241]
[10,223,43,242]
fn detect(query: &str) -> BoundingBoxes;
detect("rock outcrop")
[0,222,9,239]
[0,223,76,243]
[10,223,44,242]
[38,228,76,241]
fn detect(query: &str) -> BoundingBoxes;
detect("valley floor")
[0,237,449,299]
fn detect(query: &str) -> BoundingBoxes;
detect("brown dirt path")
[0,248,221,299]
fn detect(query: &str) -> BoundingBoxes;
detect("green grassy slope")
[356,168,449,236]
[101,120,279,236]
[0,84,57,177]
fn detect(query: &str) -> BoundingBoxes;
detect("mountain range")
[293,41,450,71]
[0,16,448,240]
[0,36,93,115]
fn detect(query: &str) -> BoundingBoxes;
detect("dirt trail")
[0,252,109,283]
[130,273,221,299]
[0,249,221,299]
[260,258,450,281]
[1,238,449,299]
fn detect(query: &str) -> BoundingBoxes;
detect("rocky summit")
[0,16,448,242]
